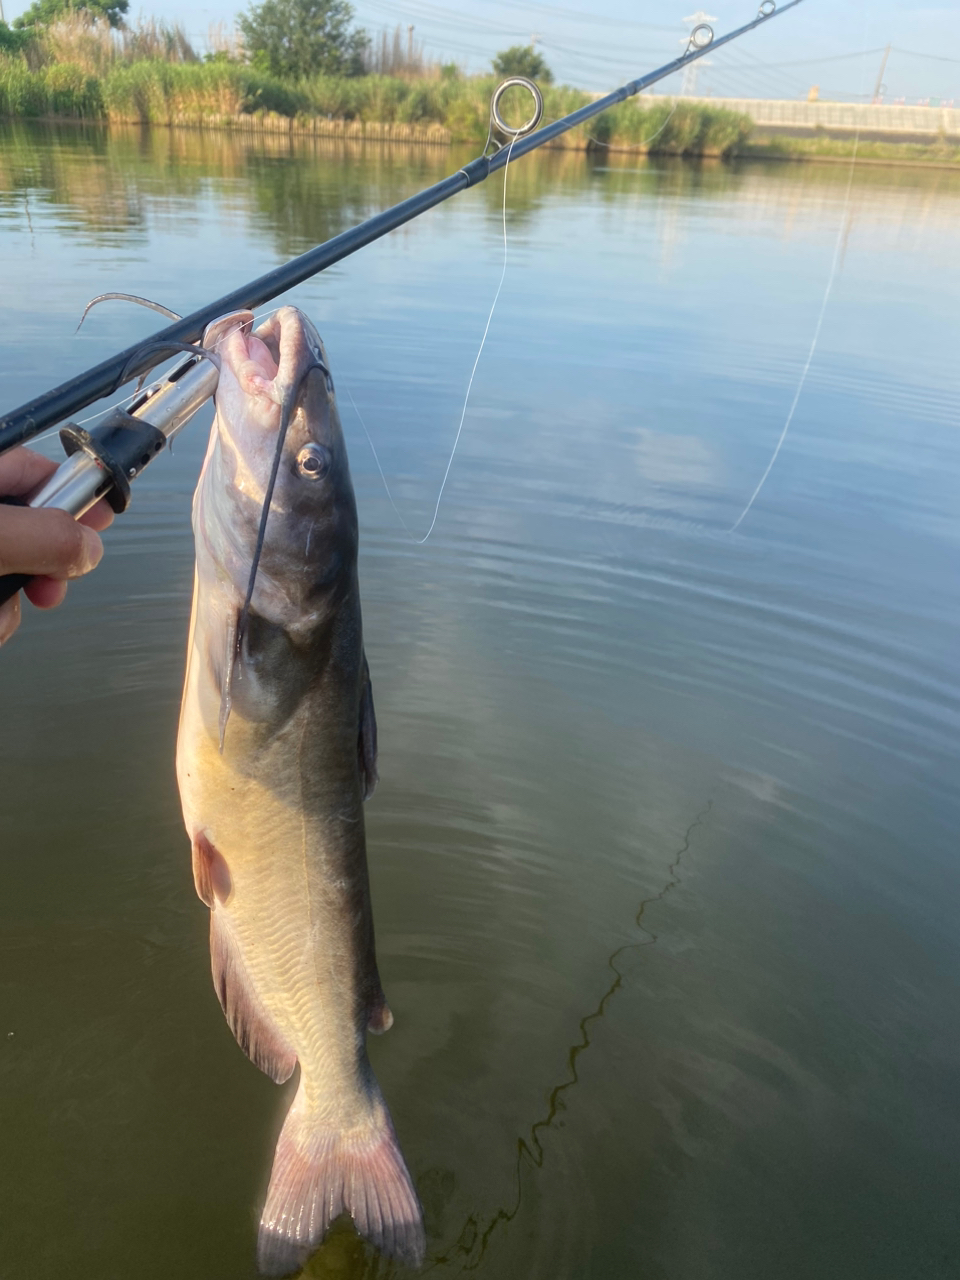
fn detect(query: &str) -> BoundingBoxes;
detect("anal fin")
[210,908,297,1084]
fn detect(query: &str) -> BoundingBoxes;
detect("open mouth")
[209,308,316,411]
[212,313,279,401]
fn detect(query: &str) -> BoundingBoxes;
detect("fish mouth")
[203,310,278,405]
[204,307,321,413]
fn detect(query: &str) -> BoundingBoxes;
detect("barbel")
[0,0,804,460]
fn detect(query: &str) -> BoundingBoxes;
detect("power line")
[427,0,677,32]
[894,46,960,65]
[359,0,528,38]
[744,46,886,68]
[539,38,665,66]
[359,0,678,63]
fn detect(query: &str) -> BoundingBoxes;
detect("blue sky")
[4,0,960,101]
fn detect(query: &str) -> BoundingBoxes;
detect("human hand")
[0,447,115,646]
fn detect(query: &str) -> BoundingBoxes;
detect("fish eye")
[296,443,331,480]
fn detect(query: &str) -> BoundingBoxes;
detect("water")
[1,123,959,1280]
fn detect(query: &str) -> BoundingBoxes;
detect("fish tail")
[257,1079,424,1275]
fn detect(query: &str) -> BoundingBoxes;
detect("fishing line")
[730,24,866,533]
[350,131,519,546]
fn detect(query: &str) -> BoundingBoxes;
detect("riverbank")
[3,59,960,166]
[742,134,960,168]
[0,60,751,154]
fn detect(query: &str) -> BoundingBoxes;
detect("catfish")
[176,306,423,1275]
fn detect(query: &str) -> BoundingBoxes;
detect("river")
[1,122,959,1280]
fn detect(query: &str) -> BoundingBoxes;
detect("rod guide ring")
[490,77,544,139]
[759,1,776,15]
[688,23,714,50]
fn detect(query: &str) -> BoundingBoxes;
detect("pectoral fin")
[192,833,233,908]
[358,651,378,801]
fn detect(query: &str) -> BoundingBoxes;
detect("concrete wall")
[643,96,960,140]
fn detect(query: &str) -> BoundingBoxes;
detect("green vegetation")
[0,4,749,158]
[0,3,956,168]
[237,0,367,79]
[0,21,32,55]
[13,0,128,29]
[0,52,752,155]
[0,58,102,117]
[589,98,751,156]
[492,44,554,86]
[744,133,960,166]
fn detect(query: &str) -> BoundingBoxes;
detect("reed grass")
[101,61,300,122]
[24,12,198,74]
[0,58,102,117]
[0,48,752,156]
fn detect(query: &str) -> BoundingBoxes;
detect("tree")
[13,0,129,27]
[492,44,553,85]
[238,0,368,79]
[0,19,32,50]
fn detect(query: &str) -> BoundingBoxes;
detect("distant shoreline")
[2,66,959,169]
[5,115,960,171]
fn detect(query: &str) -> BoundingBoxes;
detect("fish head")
[199,306,358,632]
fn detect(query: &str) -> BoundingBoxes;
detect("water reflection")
[428,801,714,1276]
[4,122,960,258]
[1,125,960,1280]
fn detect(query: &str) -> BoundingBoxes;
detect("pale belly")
[177,681,376,1127]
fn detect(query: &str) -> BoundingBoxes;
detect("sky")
[4,0,960,102]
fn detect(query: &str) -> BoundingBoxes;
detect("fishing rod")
[0,0,803,457]
[0,0,804,606]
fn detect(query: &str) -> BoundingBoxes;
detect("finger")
[0,447,59,498]
[0,506,103,579]
[0,594,22,647]
[79,497,114,534]
[24,576,69,610]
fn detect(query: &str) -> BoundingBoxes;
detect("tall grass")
[590,99,753,155]
[0,11,750,151]
[26,12,198,75]
[0,45,752,155]
[0,58,102,117]
[102,61,300,122]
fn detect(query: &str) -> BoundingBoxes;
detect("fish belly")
[177,650,423,1274]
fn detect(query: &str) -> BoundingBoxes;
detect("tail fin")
[257,1081,424,1276]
